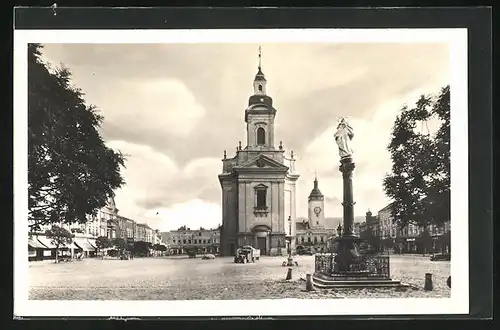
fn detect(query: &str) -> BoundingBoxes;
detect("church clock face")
[314,207,322,216]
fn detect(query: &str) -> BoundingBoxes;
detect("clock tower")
[308,174,325,228]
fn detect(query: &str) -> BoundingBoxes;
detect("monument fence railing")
[314,253,390,278]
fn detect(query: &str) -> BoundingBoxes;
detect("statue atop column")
[334,117,354,160]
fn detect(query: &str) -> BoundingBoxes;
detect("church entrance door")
[257,237,267,255]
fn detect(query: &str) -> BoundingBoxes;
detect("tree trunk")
[55,247,59,263]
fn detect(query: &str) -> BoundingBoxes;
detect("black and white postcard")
[13,8,490,318]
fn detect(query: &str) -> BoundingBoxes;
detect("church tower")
[245,46,276,151]
[218,46,299,257]
[308,173,325,228]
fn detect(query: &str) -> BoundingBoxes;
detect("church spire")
[247,45,274,109]
[309,173,324,201]
[254,46,267,89]
[258,45,262,71]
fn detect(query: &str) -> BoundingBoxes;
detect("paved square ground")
[28,255,450,300]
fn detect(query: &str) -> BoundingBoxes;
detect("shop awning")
[36,236,68,249]
[74,239,96,252]
[87,239,97,249]
[28,237,48,249]
[67,241,79,250]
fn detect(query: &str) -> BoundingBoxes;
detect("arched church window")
[258,84,263,92]
[301,237,304,243]
[257,127,266,145]
[308,237,311,243]
[320,236,324,243]
[314,236,318,244]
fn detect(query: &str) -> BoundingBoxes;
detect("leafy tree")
[112,238,128,254]
[28,43,126,231]
[177,225,187,231]
[132,240,152,257]
[383,86,450,230]
[95,236,111,257]
[419,229,432,254]
[45,225,74,263]
[152,243,167,256]
[71,228,84,234]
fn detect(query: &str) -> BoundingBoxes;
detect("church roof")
[308,176,324,200]
[248,94,273,107]
[254,68,267,81]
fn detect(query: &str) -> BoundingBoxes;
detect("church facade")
[218,51,299,257]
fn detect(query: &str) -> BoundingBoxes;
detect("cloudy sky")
[39,42,450,232]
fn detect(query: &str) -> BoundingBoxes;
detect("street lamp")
[286,216,294,266]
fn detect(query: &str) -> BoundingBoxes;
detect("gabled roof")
[235,154,289,171]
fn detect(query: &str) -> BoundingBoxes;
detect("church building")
[218,48,299,256]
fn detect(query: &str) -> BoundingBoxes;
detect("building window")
[314,237,318,244]
[258,84,263,92]
[254,184,268,214]
[257,190,266,209]
[320,236,324,243]
[199,232,202,236]
[308,237,311,243]
[301,237,304,243]
[188,240,191,244]
[256,127,265,145]
[183,239,186,244]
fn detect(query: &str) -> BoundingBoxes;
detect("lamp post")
[287,216,294,266]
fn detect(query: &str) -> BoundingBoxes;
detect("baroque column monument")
[312,118,402,288]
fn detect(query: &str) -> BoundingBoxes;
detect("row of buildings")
[28,197,164,261]
[74,197,162,245]
[161,226,221,255]
[355,204,451,254]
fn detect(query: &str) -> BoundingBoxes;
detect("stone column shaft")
[340,157,356,237]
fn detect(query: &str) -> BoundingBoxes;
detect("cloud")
[103,140,222,231]
[39,42,450,230]
[146,199,221,231]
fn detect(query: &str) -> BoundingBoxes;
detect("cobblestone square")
[29,255,450,300]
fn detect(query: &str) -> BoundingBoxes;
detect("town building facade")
[358,203,451,254]
[153,229,162,246]
[28,197,164,261]
[162,227,220,255]
[218,50,299,256]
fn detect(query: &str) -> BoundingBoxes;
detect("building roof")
[296,222,309,231]
[378,202,395,214]
[308,176,324,200]
[254,68,267,81]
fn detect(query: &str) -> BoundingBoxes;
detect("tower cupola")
[249,46,273,107]
[308,173,324,201]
